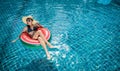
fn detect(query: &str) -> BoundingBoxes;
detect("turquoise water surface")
[0,0,120,71]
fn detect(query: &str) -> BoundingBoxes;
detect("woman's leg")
[37,30,53,48]
[38,37,51,59]
[32,32,51,59]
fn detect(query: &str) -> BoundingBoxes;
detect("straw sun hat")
[22,15,38,25]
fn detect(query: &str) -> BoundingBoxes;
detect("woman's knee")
[38,37,44,42]
[37,30,43,34]
[32,32,39,39]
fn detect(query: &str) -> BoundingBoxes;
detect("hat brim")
[22,16,34,24]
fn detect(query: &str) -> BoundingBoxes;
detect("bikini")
[27,25,38,37]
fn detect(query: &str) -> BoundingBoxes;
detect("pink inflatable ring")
[20,28,50,45]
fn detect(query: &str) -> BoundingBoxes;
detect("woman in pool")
[12,15,53,59]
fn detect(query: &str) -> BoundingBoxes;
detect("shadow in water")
[17,58,58,71]
[113,0,120,6]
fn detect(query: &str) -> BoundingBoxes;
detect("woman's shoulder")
[24,26,28,30]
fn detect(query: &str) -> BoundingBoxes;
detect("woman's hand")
[11,37,19,43]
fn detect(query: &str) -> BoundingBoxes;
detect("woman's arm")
[22,26,28,33]
[35,23,43,28]
[20,27,28,36]
[12,27,27,43]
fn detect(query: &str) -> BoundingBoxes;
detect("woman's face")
[26,19,33,26]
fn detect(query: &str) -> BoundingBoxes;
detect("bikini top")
[27,25,38,33]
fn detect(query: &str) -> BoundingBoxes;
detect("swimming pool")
[0,0,120,71]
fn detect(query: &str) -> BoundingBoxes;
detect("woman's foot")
[48,44,59,48]
[47,42,54,48]
[47,53,51,60]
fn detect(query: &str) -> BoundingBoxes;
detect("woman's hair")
[26,18,33,22]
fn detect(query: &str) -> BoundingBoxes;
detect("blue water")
[0,0,120,71]
[97,0,112,5]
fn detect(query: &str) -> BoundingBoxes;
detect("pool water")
[0,0,120,71]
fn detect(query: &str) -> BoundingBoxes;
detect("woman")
[12,15,53,59]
